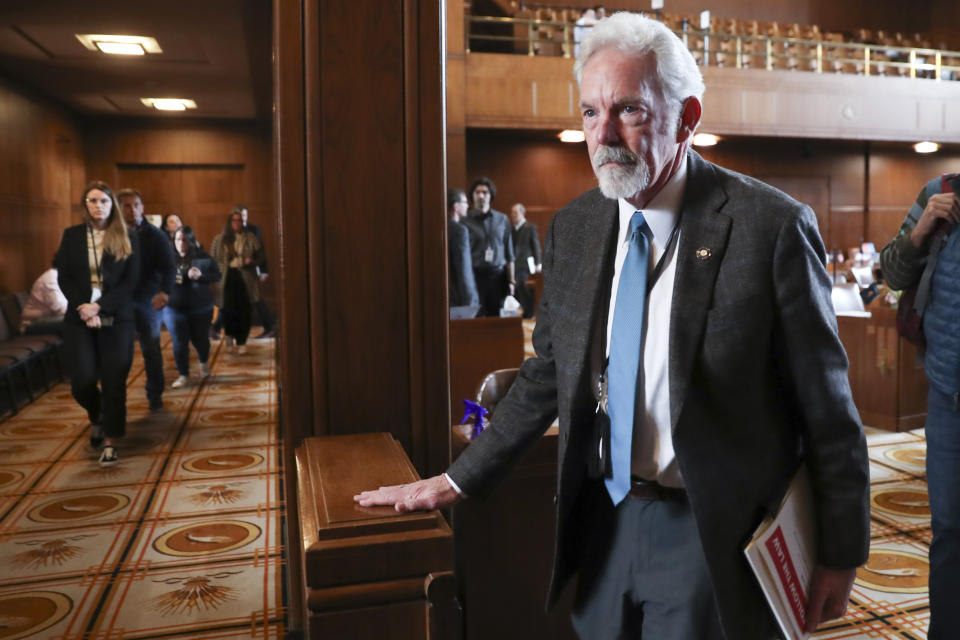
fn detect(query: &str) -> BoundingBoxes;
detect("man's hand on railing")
[354,474,462,512]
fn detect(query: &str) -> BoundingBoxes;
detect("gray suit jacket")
[447,151,870,639]
[449,219,480,307]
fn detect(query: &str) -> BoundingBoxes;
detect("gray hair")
[573,12,705,116]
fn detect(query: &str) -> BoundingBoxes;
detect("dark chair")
[0,294,63,389]
[0,310,43,402]
[475,367,520,417]
[0,354,24,416]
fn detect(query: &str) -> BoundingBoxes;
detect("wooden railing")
[466,15,960,81]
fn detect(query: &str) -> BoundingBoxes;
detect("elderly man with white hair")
[358,12,869,639]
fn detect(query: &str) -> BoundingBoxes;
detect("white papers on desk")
[831,284,865,314]
[850,266,875,287]
[744,466,815,640]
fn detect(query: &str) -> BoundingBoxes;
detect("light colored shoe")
[200,362,211,377]
[237,345,247,355]
[99,446,118,467]
[171,375,188,389]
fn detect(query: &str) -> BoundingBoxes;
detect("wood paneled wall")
[867,144,960,246]
[0,77,85,297]
[465,131,955,255]
[275,1,448,630]
[83,119,274,278]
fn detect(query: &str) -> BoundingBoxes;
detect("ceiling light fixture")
[559,130,585,143]
[95,41,144,55]
[141,98,197,112]
[76,34,162,55]
[693,133,720,147]
[913,141,939,154]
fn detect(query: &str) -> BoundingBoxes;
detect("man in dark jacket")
[118,188,175,410]
[357,13,869,640]
[509,202,542,317]
[461,177,516,316]
[448,187,480,309]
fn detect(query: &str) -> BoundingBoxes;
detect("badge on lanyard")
[484,246,494,263]
[91,287,102,303]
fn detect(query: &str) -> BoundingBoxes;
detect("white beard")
[592,145,651,200]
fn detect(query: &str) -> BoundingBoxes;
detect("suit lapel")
[669,152,732,430]
[563,195,618,416]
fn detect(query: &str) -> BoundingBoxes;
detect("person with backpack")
[879,173,960,640]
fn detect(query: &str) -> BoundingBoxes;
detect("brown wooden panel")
[309,601,427,640]
[449,317,525,419]
[318,0,411,445]
[115,167,184,219]
[296,433,456,637]
[867,146,960,247]
[838,308,928,431]
[453,425,577,640]
[181,167,247,248]
[275,0,310,633]
[0,77,83,297]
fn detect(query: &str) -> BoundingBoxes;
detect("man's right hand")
[911,192,960,247]
[354,474,461,513]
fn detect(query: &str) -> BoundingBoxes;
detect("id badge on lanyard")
[88,225,104,303]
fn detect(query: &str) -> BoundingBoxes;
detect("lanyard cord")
[87,224,103,286]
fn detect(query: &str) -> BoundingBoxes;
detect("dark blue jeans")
[926,385,960,640]
[133,299,164,403]
[163,307,213,377]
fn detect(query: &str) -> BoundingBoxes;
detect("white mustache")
[592,145,639,169]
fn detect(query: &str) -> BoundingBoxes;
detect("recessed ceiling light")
[76,34,162,55]
[141,98,197,111]
[558,130,585,143]
[693,133,720,147]
[913,141,939,154]
[95,41,144,55]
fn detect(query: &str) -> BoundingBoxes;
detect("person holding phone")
[165,226,221,388]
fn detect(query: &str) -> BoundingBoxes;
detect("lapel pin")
[695,247,712,261]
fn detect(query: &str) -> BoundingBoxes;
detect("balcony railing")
[466,15,960,81]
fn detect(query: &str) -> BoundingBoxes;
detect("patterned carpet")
[814,427,931,639]
[0,333,286,640]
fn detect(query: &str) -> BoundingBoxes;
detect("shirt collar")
[616,157,687,248]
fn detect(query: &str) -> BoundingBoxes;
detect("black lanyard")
[87,224,103,286]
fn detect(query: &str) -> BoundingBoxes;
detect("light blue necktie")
[605,211,649,505]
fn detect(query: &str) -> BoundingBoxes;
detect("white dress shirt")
[606,161,687,488]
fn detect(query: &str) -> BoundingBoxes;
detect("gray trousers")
[571,483,725,640]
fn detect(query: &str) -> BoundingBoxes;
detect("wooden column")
[274,0,450,632]
[446,0,467,190]
[296,433,457,638]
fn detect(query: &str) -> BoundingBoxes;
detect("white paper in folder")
[744,466,816,640]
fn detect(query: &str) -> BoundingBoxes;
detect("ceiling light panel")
[95,41,144,55]
[76,34,162,55]
[141,98,197,111]
[913,141,939,154]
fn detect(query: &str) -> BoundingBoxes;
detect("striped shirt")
[878,180,937,291]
